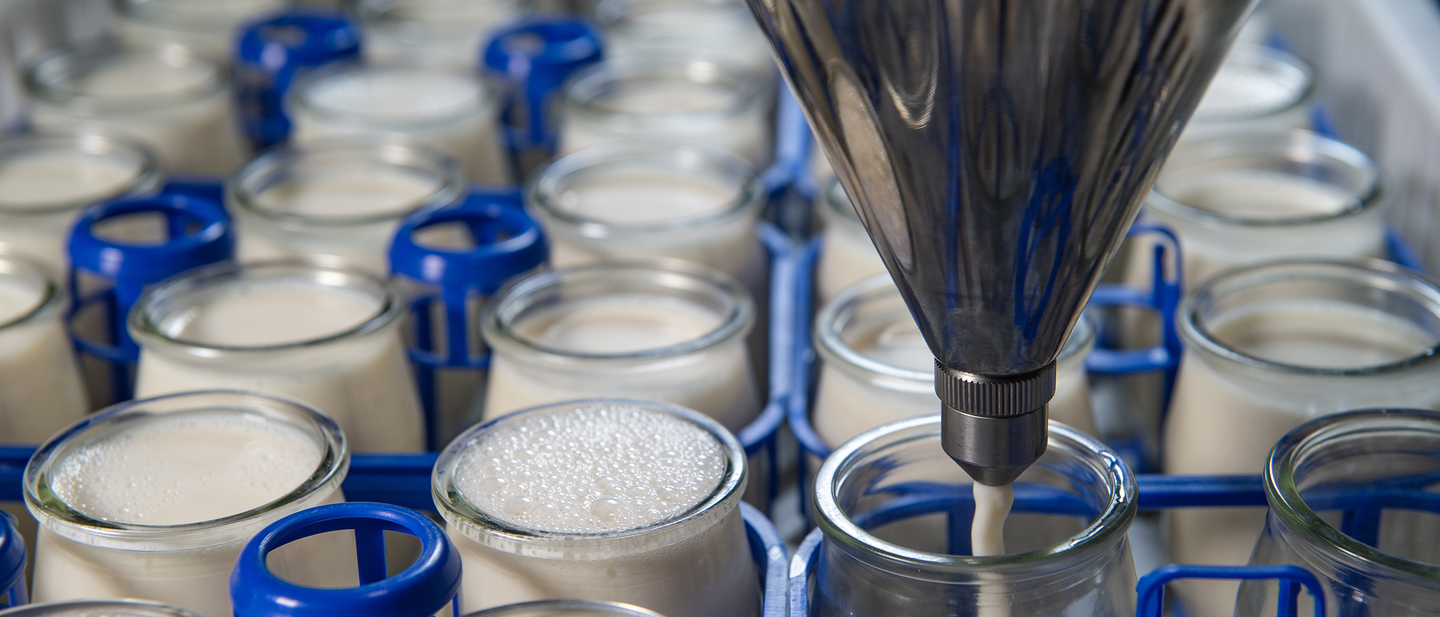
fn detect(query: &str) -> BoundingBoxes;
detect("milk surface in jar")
[228,137,466,273]
[1163,259,1440,617]
[557,57,772,168]
[594,0,776,82]
[814,178,888,302]
[1125,130,1384,294]
[113,0,288,58]
[433,400,761,617]
[0,255,88,445]
[0,600,204,616]
[527,141,767,302]
[130,261,426,453]
[288,63,511,185]
[811,275,1098,450]
[357,0,524,68]
[25,391,352,617]
[1179,44,1316,143]
[481,262,760,433]
[24,42,246,177]
[0,132,163,274]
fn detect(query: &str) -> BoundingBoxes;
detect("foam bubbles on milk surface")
[455,403,726,534]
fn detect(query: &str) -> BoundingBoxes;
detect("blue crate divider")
[1,510,23,608]
[1137,565,1326,617]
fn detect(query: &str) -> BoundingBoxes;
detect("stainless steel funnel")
[749,0,1256,485]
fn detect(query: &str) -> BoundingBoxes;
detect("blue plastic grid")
[0,511,23,608]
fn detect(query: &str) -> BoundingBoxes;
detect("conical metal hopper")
[748,0,1256,485]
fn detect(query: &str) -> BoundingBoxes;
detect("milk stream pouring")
[433,400,760,617]
[1163,260,1440,617]
[131,262,425,453]
[24,391,353,617]
[481,263,760,433]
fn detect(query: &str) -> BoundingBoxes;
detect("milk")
[289,65,510,184]
[438,402,760,617]
[532,148,767,302]
[484,291,760,433]
[558,60,771,168]
[0,271,88,444]
[1165,297,1440,617]
[114,0,286,58]
[232,150,454,273]
[1181,44,1313,142]
[26,48,246,177]
[597,0,777,82]
[0,601,205,615]
[133,269,426,453]
[28,405,350,617]
[970,484,1013,557]
[814,180,889,301]
[811,279,1096,450]
[359,0,523,68]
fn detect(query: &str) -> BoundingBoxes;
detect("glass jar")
[1125,130,1384,293]
[433,399,760,617]
[130,261,426,453]
[356,0,524,69]
[25,390,351,617]
[814,177,887,302]
[462,600,667,617]
[558,56,772,169]
[1238,409,1440,617]
[1180,44,1317,143]
[0,131,162,274]
[0,601,203,616]
[228,137,466,274]
[593,0,775,82]
[1164,259,1440,617]
[526,141,767,302]
[113,0,290,58]
[811,416,1137,617]
[24,42,246,177]
[0,255,88,445]
[287,62,511,185]
[480,262,759,433]
[812,275,1097,451]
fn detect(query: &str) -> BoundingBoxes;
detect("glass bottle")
[0,254,88,445]
[1180,44,1318,143]
[0,601,203,616]
[462,600,667,617]
[130,261,426,453]
[810,416,1137,617]
[25,390,351,617]
[356,0,524,69]
[228,137,466,274]
[814,178,887,302]
[1164,259,1440,617]
[593,0,775,82]
[112,0,290,58]
[1239,409,1440,617]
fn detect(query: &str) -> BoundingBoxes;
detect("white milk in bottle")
[1179,44,1316,143]
[433,400,760,617]
[1164,259,1440,617]
[228,138,466,273]
[25,391,352,617]
[112,0,287,58]
[357,0,523,68]
[288,63,510,185]
[527,141,767,303]
[482,263,760,433]
[131,261,425,453]
[814,178,888,302]
[0,256,88,445]
[0,132,162,274]
[811,276,1097,451]
[558,57,772,168]
[24,43,246,177]
[594,0,776,82]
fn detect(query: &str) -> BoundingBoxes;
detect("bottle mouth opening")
[1266,408,1440,580]
[1189,43,1318,124]
[1148,130,1382,228]
[563,56,764,126]
[432,399,746,553]
[0,600,206,617]
[813,416,1136,574]
[23,390,348,550]
[229,138,466,228]
[1179,259,1440,376]
[462,600,669,617]
[483,261,754,362]
[527,141,763,236]
[289,62,500,131]
[25,42,226,115]
[0,131,164,215]
[0,255,64,332]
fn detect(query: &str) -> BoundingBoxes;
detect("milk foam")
[158,280,382,347]
[0,151,141,209]
[253,167,441,219]
[454,403,726,534]
[48,410,322,525]
[1163,170,1355,221]
[307,70,482,120]
[556,169,738,224]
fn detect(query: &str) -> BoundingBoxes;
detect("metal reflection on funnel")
[748,0,1256,484]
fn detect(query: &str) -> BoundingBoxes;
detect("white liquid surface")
[592,82,736,115]
[73,59,217,101]
[555,170,738,224]
[1213,301,1434,368]
[252,168,441,220]
[306,71,483,121]
[1162,170,1355,221]
[158,282,381,348]
[970,483,1013,557]
[48,411,322,526]
[1194,58,1307,120]
[454,403,725,534]
[0,276,42,325]
[516,294,723,355]
[0,151,141,209]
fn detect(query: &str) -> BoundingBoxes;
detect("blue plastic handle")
[482,16,603,150]
[234,11,362,149]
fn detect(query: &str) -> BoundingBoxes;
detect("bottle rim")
[0,130,164,216]
[0,600,205,617]
[24,42,227,116]
[1188,43,1319,125]
[561,55,765,128]
[0,254,65,333]
[460,600,668,617]
[287,61,502,132]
